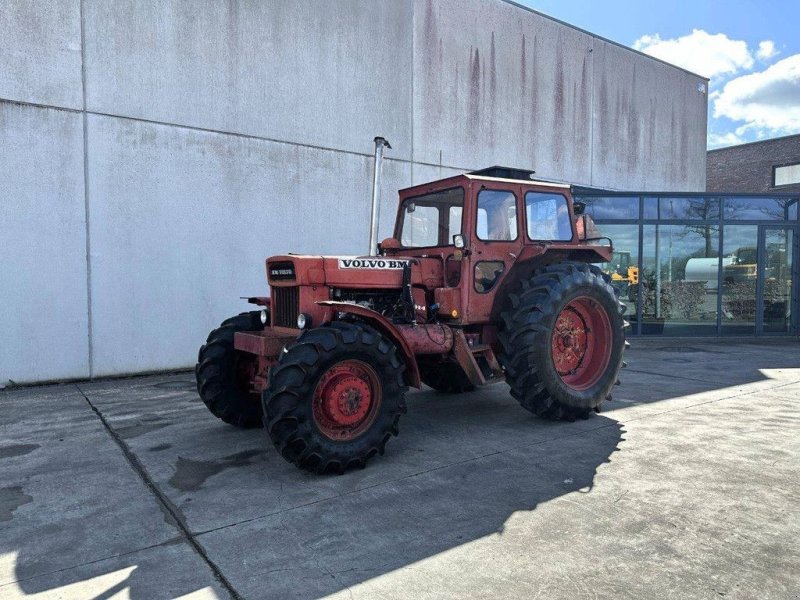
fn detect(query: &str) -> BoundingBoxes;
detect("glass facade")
[574,192,800,336]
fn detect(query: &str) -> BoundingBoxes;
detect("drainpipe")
[368,137,392,255]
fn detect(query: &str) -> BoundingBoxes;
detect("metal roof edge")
[500,0,710,82]
[707,132,800,152]
[573,188,800,198]
[464,173,571,188]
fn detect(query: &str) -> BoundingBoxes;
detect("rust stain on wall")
[469,46,481,129]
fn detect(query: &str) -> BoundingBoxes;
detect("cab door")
[463,182,524,322]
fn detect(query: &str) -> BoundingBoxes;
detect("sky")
[517,0,800,149]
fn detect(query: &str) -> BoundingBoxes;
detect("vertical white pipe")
[369,137,391,255]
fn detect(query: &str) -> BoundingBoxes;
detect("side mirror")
[453,234,466,249]
[573,201,586,216]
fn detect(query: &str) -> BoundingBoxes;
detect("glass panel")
[724,197,795,221]
[474,261,505,293]
[721,225,758,334]
[774,164,800,186]
[594,224,640,329]
[578,196,639,220]
[401,205,438,247]
[399,187,464,248]
[477,190,518,241]
[641,224,720,335]
[762,228,793,333]
[525,192,572,240]
[643,196,720,220]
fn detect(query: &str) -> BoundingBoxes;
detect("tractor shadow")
[184,391,627,599]
[2,379,624,600]
[5,337,798,598]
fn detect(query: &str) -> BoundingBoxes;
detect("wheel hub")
[553,309,589,373]
[551,296,613,391]
[313,360,381,441]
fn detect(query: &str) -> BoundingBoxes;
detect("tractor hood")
[266,254,444,289]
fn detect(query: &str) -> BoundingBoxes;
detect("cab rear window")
[526,192,573,241]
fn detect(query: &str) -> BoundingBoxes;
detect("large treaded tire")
[263,321,407,474]
[499,262,627,420]
[419,361,475,393]
[195,311,266,428]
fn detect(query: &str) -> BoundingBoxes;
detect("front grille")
[272,286,299,328]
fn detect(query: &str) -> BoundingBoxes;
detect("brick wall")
[707,134,800,193]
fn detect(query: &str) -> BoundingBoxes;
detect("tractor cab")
[383,167,613,323]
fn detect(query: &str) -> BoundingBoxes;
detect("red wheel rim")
[312,360,381,441]
[551,296,613,391]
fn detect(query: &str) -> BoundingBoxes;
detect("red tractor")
[196,156,627,474]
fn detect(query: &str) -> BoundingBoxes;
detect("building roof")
[707,133,800,153]
[501,0,710,81]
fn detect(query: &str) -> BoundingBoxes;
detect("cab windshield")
[399,187,464,248]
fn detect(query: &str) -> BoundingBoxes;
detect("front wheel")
[499,262,626,420]
[263,321,407,474]
[195,311,266,428]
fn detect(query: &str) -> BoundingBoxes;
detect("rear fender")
[490,248,613,322]
[316,301,421,388]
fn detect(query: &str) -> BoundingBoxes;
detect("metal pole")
[655,199,662,319]
[369,136,391,255]
[655,225,661,319]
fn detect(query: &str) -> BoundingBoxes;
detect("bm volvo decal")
[268,261,296,280]
[338,258,410,269]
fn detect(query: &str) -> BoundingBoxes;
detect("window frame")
[396,186,465,249]
[473,260,506,294]
[524,191,574,242]
[773,162,800,188]
[475,188,520,243]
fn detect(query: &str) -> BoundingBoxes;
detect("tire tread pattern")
[195,311,265,428]
[263,321,407,474]
[498,262,627,421]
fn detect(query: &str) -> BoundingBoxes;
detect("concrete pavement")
[1,339,798,599]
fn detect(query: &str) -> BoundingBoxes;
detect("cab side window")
[525,192,572,241]
[477,190,518,241]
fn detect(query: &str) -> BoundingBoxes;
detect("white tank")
[684,256,735,289]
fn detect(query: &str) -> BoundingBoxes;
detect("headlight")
[260,310,268,325]
[297,313,311,329]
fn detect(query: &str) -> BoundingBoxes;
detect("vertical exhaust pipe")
[369,136,391,255]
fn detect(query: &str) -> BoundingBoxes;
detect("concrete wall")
[0,103,89,383]
[0,0,708,383]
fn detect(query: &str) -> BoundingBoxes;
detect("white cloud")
[633,29,753,79]
[756,40,778,61]
[714,54,800,134]
[707,131,745,149]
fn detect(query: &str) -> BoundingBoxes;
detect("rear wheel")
[263,321,407,474]
[499,262,626,420]
[419,360,475,393]
[195,311,266,428]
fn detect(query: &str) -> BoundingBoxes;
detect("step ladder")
[453,330,505,386]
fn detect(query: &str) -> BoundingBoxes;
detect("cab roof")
[400,166,572,195]
[465,166,570,188]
